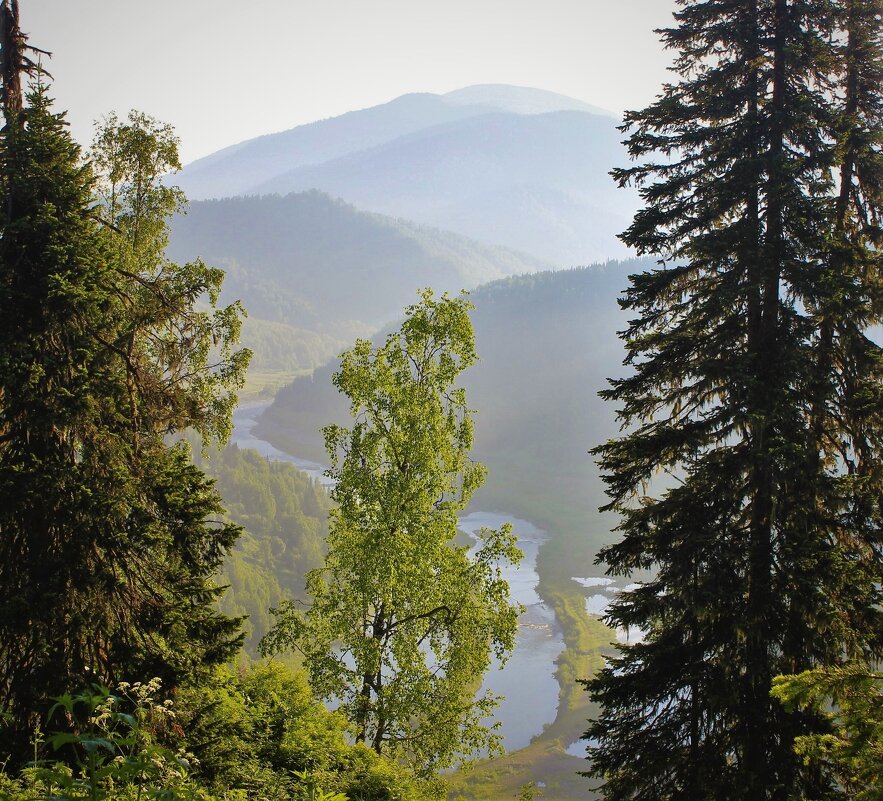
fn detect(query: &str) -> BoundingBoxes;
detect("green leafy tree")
[586,1,882,800]
[0,56,249,760]
[178,662,433,801]
[89,110,249,445]
[262,290,521,778]
[772,663,883,801]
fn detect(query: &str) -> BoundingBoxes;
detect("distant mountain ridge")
[178,85,613,199]
[442,84,615,117]
[174,85,638,266]
[177,92,490,200]
[167,190,548,371]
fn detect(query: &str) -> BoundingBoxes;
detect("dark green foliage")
[0,88,248,763]
[0,681,211,801]
[0,668,432,801]
[772,663,883,800]
[586,2,883,800]
[194,443,331,655]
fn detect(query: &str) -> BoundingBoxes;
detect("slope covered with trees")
[190,442,331,656]
[173,85,638,265]
[251,111,637,265]
[167,191,548,372]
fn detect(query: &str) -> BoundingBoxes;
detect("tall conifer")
[0,15,249,760]
[586,2,882,799]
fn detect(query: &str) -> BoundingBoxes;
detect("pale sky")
[23,1,676,164]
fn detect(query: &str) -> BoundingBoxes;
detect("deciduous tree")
[262,290,521,778]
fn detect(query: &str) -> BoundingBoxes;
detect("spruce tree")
[0,25,249,760]
[807,0,883,662]
[586,2,882,799]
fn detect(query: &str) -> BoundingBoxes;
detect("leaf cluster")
[262,291,522,778]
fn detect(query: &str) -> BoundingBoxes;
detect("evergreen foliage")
[261,290,522,778]
[0,86,249,761]
[586,1,883,799]
[197,443,331,655]
[772,662,883,800]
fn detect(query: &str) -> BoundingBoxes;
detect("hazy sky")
[23,1,676,164]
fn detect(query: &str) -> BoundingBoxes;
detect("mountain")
[167,191,549,371]
[175,92,489,201]
[254,261,643,570]
[173,85,639,266]
[442,84,614,117]
[252,111,635,266]
[176,85,612,201]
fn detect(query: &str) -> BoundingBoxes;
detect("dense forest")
[166,191,548,376]
[1,1,882,801]
[196,443,330,656]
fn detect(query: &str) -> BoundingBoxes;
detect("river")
[230,402,566,753]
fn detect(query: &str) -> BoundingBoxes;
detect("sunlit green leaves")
[263,290,521,778]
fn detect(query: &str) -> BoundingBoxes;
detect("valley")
[163,87,654,791]
[227,398,615,799]
[7,3,878,798]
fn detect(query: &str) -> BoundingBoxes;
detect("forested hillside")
[167,191,547,371]
[256,261,639,567]
[191,444,330,655]
[251,112,636,265]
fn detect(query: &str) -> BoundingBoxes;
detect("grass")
[239,369,308,401]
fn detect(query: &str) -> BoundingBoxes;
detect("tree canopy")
[586,1,883,799]
[262,290,521,778]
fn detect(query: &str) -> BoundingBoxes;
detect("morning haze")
[26,0,673,161]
